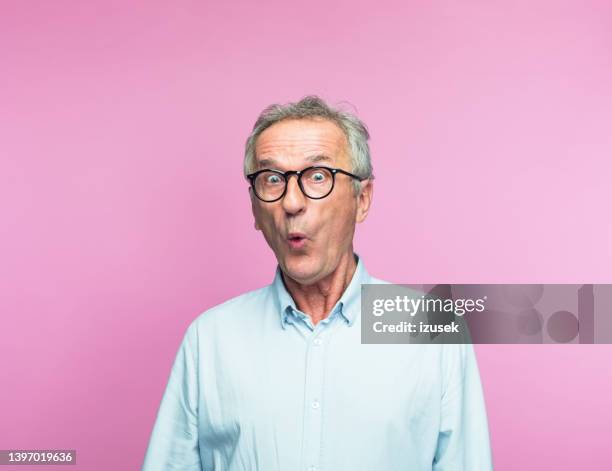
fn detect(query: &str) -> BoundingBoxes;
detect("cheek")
[255,208,282,238]
[319,201,357,244]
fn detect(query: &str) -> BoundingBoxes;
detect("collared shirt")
[142,256,493,471]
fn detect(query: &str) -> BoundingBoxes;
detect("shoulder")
[367,275,392,285]
[186,284,274,334]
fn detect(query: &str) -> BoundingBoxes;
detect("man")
[141,96,493,470]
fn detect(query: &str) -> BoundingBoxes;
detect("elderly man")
[142,96,493,470]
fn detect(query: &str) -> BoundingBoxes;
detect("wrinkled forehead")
[254,118,350,170]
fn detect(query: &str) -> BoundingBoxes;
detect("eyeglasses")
[247,165,366,203]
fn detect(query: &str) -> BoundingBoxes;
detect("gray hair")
[244,95,373,194]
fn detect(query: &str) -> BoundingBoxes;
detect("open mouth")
[287,233,307,249]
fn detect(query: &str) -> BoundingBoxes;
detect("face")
[250,118,373,285]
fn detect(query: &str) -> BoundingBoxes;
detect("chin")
[280,254,323,285]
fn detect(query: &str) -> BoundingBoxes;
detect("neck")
[282,251,357,325]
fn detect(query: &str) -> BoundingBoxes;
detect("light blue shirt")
[142,256,493,470]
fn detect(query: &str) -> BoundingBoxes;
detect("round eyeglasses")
[247,166,366,203]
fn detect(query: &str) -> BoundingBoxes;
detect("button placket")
[300,330,328,471]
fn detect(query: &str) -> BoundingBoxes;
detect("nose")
[281,174,306,215]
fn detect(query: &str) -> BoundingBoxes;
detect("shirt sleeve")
[141,320,202,471]
[433,342,493,471]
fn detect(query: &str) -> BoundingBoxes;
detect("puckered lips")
[286,232,308,250]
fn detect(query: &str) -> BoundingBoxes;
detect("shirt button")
[311,400,320,409]
[313,338,323,346]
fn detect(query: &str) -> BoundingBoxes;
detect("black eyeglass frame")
[246,165,367,203]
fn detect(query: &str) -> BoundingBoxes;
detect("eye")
[310,171,327,183]
[265,174,282,185]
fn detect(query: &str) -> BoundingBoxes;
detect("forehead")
[254,118,349,167]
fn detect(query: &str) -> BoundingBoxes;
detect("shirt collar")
[271,254,370,329]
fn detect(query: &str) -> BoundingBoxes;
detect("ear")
[249,187,262,231]
[355,179,373,224]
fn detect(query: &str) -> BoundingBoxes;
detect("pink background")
[1,1,611,469]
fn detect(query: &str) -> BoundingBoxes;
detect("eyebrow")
[257,154,332,169]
